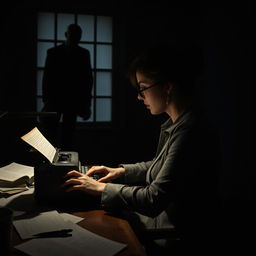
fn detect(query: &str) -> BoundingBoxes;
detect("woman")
[63,44,221,253]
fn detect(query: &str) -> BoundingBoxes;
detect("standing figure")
[41,24,93,149]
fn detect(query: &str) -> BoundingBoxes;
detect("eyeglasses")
[137,82,161,98]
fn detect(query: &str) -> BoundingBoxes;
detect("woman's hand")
[62,170,106,196]
[86,165,125,183]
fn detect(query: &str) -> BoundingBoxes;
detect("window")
[37,12,113,123]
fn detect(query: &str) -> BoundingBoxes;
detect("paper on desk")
[0,188,84,222]
[15,216,127,256]
[13,210,83,239]
[0,185,29,194]
[13,210,70,239]
[21,127,57,163]
[0,187,38,218]
[0,187,34,208]
[59,212,83,224]
[0,196,7,207]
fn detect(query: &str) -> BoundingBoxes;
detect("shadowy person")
[40,24,93,150]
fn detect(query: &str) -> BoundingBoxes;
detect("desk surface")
[75,210,146,256]
[11,209,146,256]
[1,185,146,255]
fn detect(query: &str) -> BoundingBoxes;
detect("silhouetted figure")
[40,24,93,150]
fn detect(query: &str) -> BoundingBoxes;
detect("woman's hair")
[128,43,204,97]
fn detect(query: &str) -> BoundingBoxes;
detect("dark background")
[0,0,254,248]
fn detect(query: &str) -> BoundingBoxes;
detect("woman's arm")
[121,160,154,184]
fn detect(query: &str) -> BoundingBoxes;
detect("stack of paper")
[0,162,34,195]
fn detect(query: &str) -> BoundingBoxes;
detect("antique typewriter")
[34,150,100,208]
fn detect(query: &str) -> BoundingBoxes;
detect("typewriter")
[34,150,100,208]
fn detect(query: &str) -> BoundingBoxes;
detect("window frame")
[36,12,114,128]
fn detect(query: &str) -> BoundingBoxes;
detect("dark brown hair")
[128,43,203,97]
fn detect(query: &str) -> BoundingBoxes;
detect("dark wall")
[1,1,254,241]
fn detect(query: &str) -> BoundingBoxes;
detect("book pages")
[0,162,34,195]
[0,162,34,182]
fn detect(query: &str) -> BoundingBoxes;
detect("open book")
[0,162,34,194]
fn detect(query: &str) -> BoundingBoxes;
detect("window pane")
[78,15,94,42]
[97,16,112,43]
[79,43,94,68]
[57,14,75,40]
[37,42,54,67]
[37,70,43,96]
[37,98,44,112]
[96,72,112,96]
[91,73,95,97]
[96,98,111,121]
[96,45,112,69]
[38,12,55,40]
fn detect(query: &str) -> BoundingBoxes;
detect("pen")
[33,229,73,238]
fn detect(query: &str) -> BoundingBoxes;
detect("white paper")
[21,127,57,163]
[0,184,28,191]
[15,220,127,256]
[1,187,34,206]
[0,188,85,222]
[13,210,70,239]
[59,212,83,224]
[0,185,28,195]
[0,187,34,208]
[0,197,7,207]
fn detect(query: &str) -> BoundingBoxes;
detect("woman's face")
[136,72,168,115]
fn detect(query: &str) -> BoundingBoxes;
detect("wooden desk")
[11,209,146,256]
